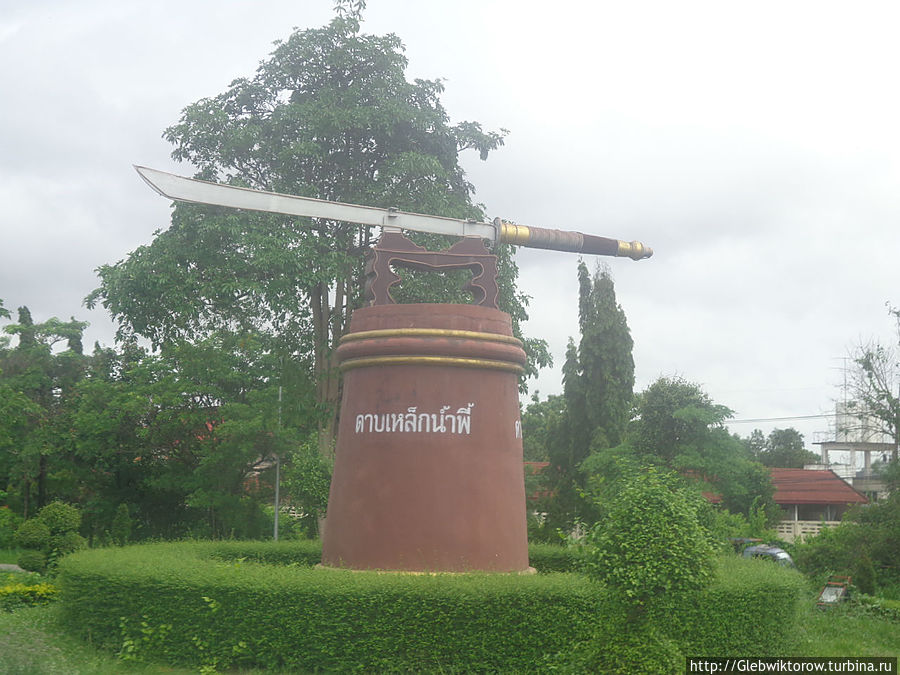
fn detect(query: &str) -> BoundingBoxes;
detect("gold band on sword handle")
[340,328,523,346]
[340,355,525,373]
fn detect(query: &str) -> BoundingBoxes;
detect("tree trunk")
[37,454,47,510]
[311,282,341,461]
[22,476,30,520]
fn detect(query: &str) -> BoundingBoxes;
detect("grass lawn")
[791,598,900,658]
[0,605,192,675]
[0,596,897,674]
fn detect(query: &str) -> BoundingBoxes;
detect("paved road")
[0,563,24,572]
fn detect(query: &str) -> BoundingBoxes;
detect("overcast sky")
[3,0,900,459]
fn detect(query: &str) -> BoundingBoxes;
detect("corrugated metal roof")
[769,468,868,505]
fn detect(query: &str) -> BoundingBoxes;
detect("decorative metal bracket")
[364,232,500,308]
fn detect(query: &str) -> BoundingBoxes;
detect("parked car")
[728,537,762,554]
[741,544,795,567]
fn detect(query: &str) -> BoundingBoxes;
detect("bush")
[36,502,81,536]
[0,580,57,612]
[793,493,900,592]
[57,543,805,672]
[583,467,714,605]
[48,531,87,557]
[16,550,47,574]
[14,501,85,575]
[855,594,900,622]
[14,519,51,550]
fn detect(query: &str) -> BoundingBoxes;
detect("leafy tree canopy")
[521,392,565,462]
[747,427,820,468]
[0,307,88,517]
[618,376,778,522]
[87,6,548,449]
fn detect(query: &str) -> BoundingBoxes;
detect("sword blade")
[134,166,497,240]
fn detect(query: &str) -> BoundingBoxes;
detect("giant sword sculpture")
[135,165,652,572]
[135,166,652,261]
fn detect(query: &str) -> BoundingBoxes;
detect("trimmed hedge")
[656,556,808,656]
[58,542,806,672]
[527,542,583,573]
[59,542,599,672]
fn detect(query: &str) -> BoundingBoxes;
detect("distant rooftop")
[769,468,868,505]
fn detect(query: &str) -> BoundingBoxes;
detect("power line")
[727,414,832,425]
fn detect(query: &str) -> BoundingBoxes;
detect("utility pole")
[274,383,282,541]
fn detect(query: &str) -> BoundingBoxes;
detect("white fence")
[775,520,841,543]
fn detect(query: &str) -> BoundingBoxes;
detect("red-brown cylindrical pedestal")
[321,304,529,572]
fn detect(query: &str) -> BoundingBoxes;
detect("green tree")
[540,262,634,531]
[520,392,565,462]
[632,376,731,465]
[70,333,315,540]
[0,308,87,517]
[87,6,546,460]
[629,376,778,522]
[110,503,133,546]
[281,435,331,538]
[744,428,766,459]
[752,427,820,468]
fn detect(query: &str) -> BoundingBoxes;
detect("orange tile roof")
[769,468,868,505]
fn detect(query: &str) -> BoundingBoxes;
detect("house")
[769,468,868,542]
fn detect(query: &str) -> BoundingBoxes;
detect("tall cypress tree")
[543,261,634,530]
[575,261,634,450]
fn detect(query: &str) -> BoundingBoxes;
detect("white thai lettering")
[351,403,476,435]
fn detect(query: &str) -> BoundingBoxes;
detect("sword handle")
[496,220,652,260]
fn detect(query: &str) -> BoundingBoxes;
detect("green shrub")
[16,550,47,574]
[854,594,900,622]
[853,553,877,596]
[36,502,81,536]
[56,543,805,672]
[0,581,57,612]
[793,522,862,578]
[15,501,85,575]
[14,519,50,550]
[583,467,714,605]
[48,531,87,557]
